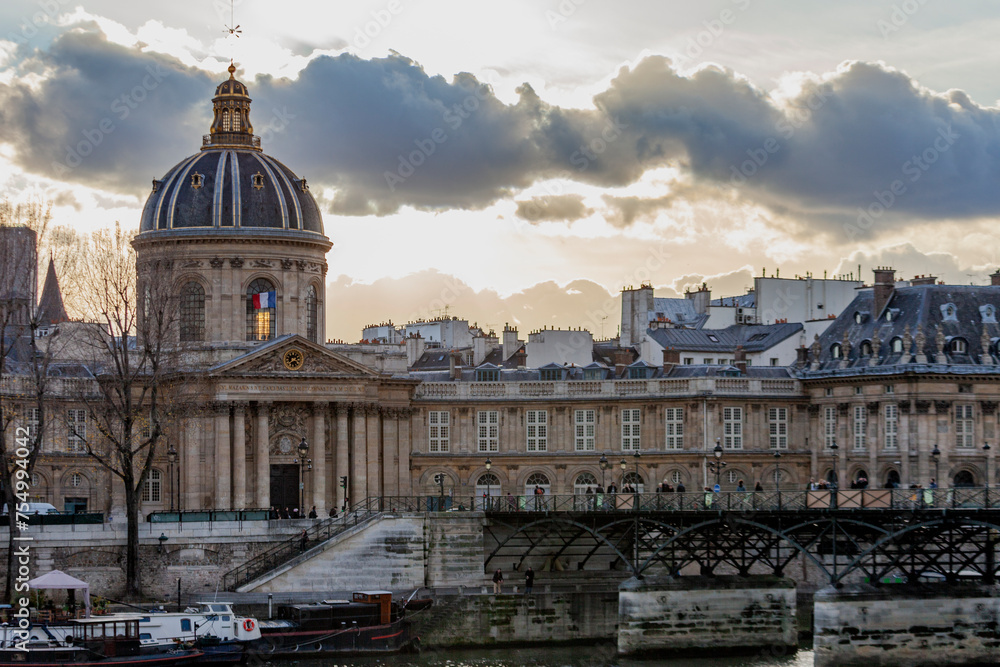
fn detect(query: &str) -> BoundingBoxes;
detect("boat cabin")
[277,592,400,630]
[67,615,144,658]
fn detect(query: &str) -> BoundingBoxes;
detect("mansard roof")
[647,323,802,353]
[801,283,1000,377]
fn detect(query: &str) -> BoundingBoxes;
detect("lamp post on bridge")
[931,444,941,489]
[984,442,991,490]
[166,443,178,512]
[773,450,781,509]
[484,457,492,510]
[829,441,839,509]
[295,437,311,516]
[707,440,726,489]
[599,454,609,490]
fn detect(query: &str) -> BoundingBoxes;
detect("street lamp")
[632,450,642,500]
[599,454,609,490]
[707,440,726,488]
[166,444,178,512]
[296,437,311,516]
[984,442,991,490]
[620,457,627,491]
[484,457,492,510]
[931,444,941,488]
[829,441,839,488]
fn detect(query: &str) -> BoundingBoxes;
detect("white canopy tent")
[27,570,90,617]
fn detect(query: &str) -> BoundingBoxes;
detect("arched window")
[475,473,501,509]
[305,285,318,343]
[669,470,684,486]
[525,473,550,510]
[222,109,232,132]
[831,343,842,359]
[623,471,644,493]
[950,338,967,354]
[69,472,84,488]
[179,282,205,342]
[574,472,597,493]
[891,337,903,353]
[860,341,873,357]
[142,470,162,503]
[246,278,276,341]
[885,470,900,488]
[953,471,976,488]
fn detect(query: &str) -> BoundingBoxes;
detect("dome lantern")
[204,62,259,151]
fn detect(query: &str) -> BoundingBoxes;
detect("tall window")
[526,410,547,452]
[142,470,162,503]
[67,409,86,452]
[69,472,84,487]
[955,405,974,448]
[621,409,641,451]
[824,407,837,449]
[768,407,788,450]
[574,409,595,451]
[428,411,450,453]
[305,285,318,343]
[246,278,276,341]
[179,282,205,342]
[723,407,743,449]
[665,407,684,450]
[884,404,898,450]
[477,410,499,452]
[853,405,867,451]
[24,407,39,449]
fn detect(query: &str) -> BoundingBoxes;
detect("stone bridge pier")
[814,584,1000,667]
[617,576,798,657]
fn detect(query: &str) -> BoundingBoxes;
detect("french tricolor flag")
[253,290,276,309]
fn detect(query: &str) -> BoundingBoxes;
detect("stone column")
[232,403,247,509]
[312,401,327,514]
[899,404,911,486]
[335,405,349,510]
[366,406,381,498]
[383,409,399,497]
[352,406,367,504]
[214,403,231,509]
[935,402,951,488]
[868,404,878,486]
[255,402,270,508]
[397,409,412,495]
[184,413,200,510]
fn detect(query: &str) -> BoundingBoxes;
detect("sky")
[2,0,1000,341]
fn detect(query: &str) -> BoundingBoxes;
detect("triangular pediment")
[210,335,381,378]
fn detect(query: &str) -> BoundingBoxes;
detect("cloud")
[514,194,591,222]
[326,271,623,342]
[5,24,1000,233]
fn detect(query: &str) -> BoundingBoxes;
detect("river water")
[255,645,815,667]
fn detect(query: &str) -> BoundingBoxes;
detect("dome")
[138,64,324,235]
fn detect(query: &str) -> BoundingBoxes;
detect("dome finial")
[228,60,236,79]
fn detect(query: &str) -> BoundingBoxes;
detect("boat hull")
[0,647,203,666]
[251,618,413,657]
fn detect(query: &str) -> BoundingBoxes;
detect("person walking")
[308,506,317,519]
[299,529,308,552]
[492,568,504,595]
[524,567,535,595]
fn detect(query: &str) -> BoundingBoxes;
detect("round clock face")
[279,436,292,453]
[282,348,305,370]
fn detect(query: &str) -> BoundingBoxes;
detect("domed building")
[130,66,417,515]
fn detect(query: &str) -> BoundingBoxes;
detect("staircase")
[221,501,381,591]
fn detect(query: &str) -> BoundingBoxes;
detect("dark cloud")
[514,194,591,222]
[6,26,1000,229]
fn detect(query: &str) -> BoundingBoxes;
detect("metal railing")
[220,501,381,591]
[147,508,271,523]
[372,488,1000,513]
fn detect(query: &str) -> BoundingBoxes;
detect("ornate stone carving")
[837,403,850,416]
[210,256,224,269]
[915,324,926,353]
[282,259,294,270]
[867,402,880,414]
[229,257,244,268]
[180,259,201,268]
[915,400,931,414]
[810,333,821,360]
[935,325,946,359]
[251,259,273,268]
[898,401,912,414]
[239,347,360,375]
[982,401,998,416]
[296,260,308,271]
[807,404,820,415]
[934,400,952,413]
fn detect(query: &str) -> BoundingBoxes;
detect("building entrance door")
[270,464,300,514]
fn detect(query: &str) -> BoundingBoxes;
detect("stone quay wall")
[618,576,798,657]
[814,584,1000,667]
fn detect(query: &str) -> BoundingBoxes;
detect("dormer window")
[539,368,561,381]
[860,340,873,357]
[950,338,968,354]
[831,343,843,359]
[981,305,997,324]
[854,312,863,324]
[885,308,899,322]
[890,337,903,353]
[941,303,958,321]
[583,368,604,380]
[628,366,650,379]
[251,172,265,190]
[190,172,203,189]
[477,368,500,382]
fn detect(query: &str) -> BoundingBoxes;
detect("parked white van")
[1,502,60,515]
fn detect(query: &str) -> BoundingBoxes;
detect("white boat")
[40,603,260,664]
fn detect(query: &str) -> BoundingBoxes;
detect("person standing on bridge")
[492,568,504,595]
[524,567,534,595]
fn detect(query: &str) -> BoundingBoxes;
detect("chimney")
[473,335,489,365]
[686,282,711,315]
[612,349,632,377]
[662,347,679,374]
[502,323,519,361]
[795,345,809,368]
[449,350,462,380]
[733,345,747,375]
[872,266,896,315]
[911,274,937,286]
[514,348,527,369]
[405,334,425,367]
[991,270,1000,287]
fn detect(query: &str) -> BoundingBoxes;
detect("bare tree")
[74,222,180,599]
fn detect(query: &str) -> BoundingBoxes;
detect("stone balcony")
[414,377,801,401]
